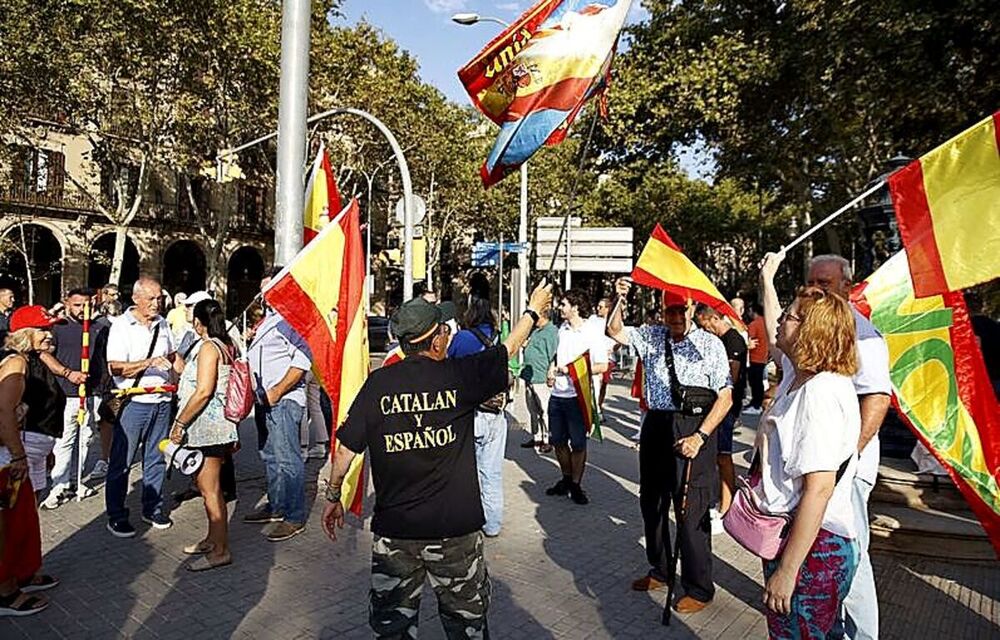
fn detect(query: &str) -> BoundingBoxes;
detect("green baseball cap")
[390,298,443,343]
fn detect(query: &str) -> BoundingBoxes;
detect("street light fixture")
[450,13,509,27]
[451,11,530,325]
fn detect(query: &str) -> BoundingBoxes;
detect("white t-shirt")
[756,372,861,538]
[552,319,609,398]
[778,308,891,483]
[105,309,176,404]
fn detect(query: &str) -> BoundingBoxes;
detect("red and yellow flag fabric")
[264,199,369,516]
[381,346,405,368]
[632,224,744,328]
[566,351,602,441]
[889,110,1000,297]
[851,251,1000,556]
[457,0,632,187]
[303,145,342,245]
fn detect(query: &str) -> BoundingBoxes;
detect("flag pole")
[76,300,91,502]
[781,180,886,255]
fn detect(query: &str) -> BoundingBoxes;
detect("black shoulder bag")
[105,322,161,419]
[663,334,717,417]
[469,327,513,414]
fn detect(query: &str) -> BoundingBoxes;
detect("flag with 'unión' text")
[851,251,1000,557]
[458,0,632,187]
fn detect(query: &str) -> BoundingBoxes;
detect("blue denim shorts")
[717,409,738,455]
[548,396,587,451]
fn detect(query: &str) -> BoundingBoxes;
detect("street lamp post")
[218,107,417,302]
[452,12,529,320]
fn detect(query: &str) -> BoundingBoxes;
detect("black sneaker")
[520,439,537,449]
[141,514,174,530]
[569,484,589,505]
[546,478,571,496]
[107,520,137,538]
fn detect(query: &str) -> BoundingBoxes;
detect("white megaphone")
[159,439,204,476]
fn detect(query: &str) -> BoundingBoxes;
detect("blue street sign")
[472,241,528,267]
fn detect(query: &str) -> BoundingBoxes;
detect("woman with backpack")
[169,299,239,571]
[448,295,509,538]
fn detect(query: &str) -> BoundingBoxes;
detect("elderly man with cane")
[607,278,733,616]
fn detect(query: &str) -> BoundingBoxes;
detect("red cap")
[9,305,65,332]
[661,290,690,309]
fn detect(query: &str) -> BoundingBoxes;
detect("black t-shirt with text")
[337,345,509,539]
[720,328,747,405]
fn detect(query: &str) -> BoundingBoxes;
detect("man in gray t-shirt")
[244,268,312,542]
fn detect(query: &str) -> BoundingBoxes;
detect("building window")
[177,175,210,221]
[100,161,139,209]
[237,184,266,227]
[10,146,65,197]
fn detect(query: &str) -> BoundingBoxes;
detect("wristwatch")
[523,308,540,325]
[325,483,343,504]
[695,430,710,443]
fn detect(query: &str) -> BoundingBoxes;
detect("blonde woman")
[0,306,65,616]
[756,255,862,639]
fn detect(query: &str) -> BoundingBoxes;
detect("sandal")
[0,590,49,617]
[183,541,215,555]
[186,554,232,572]
[19,574,59,594]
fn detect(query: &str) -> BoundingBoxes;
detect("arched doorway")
[88,232,141,295]
[226,246,265,320]
[162,240,207,298]
[0,223,63,307]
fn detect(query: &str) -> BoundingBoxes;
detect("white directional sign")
[534,224,633,273]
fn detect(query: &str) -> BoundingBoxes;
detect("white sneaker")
[743,406,762,415]
[90,459,109,479]
[710,508,724,536]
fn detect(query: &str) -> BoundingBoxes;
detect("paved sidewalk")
[3,383,998,639]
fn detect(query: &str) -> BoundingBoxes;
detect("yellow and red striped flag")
[303,145,342,245]
[566,351,601,441]
[264,199,369,516]
[889,110,1000,297]
[851,251,1000,556]
[632,224,743,328]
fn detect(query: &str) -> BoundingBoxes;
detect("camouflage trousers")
[370,531,491,639]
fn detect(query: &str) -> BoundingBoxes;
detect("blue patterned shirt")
[630,325,732,411]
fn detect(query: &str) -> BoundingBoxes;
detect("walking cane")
[662,457,693,626]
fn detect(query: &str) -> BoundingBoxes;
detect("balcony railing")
[0,186,97,212]
[143,203,272,236]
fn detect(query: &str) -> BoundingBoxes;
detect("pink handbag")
[722,475,793,561]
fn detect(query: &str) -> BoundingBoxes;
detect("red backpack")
[211,339,254,423]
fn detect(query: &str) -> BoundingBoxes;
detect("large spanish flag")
[851,252,1000,556]
[566,351,602,441]
[458,0,632,187]
[889,110,1000,297]
[632,224,743,328]
[303,145,342,244]
[264,199,369,516]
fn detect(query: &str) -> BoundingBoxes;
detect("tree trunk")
[15,224,35,305]
[109,225,128,286]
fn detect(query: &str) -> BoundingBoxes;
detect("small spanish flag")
[303,145,342,245]
[632,224,743,329]
[566,351,602,441]
[889,110,1000,297]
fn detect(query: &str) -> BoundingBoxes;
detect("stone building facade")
[0,122,274,318]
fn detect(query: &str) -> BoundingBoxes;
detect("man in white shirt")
[544,290,609,505]
[767,253,891,640]
[104,277,178,538]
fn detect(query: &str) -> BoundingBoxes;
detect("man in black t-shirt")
[694,304,746,519]
[322,281,552,639]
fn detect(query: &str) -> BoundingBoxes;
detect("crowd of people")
[0,248,988,638]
